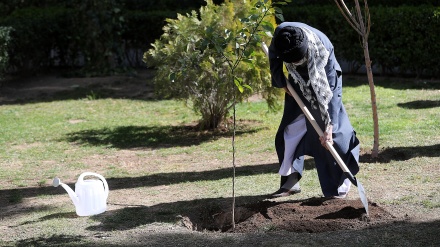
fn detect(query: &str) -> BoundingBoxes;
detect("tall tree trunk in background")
[334,0,379,157]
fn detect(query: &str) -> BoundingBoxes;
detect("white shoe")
[333,191,348,199]
[337,178,351,196]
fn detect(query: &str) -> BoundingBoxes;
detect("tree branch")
[334,0,363,35]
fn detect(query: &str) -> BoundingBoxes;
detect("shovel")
[261,42,369,216]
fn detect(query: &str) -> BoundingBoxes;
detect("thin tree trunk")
[362,41,379,157]
[335,0,379,157]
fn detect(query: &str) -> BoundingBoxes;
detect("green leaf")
[275,13,285,22]
[249,14,259,21]
[208,56,216,64]
[264,31,273,38]
[241,17,250,23]
[169,72,176,82]
[242,57,255,64]
[234,77,244,93]
[243,84,253,92]
[274,7,283,14]
[261,21,274,33]
[244,48,254,57]
[274,0,292,5]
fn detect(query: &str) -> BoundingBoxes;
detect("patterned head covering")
[284,27,333,129]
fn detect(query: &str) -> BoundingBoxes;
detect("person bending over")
[268,22,360,199]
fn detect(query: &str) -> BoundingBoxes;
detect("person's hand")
[283,86,292,97]
[319,125,333,149]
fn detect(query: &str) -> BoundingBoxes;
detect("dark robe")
[269,22,360,197]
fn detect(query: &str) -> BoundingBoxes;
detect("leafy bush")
[144,0,278,129]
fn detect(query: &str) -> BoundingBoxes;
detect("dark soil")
[192,197,395,233]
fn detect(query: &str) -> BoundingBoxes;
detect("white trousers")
[278,114,351,195]
[279,114,306,176]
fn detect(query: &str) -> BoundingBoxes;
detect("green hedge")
[1,7,74,71]
[370,6,440,77]
[281,0,438,7]
[282,4,440,77]
[123,10,179,48]
[0,0,438,77]
[0,0,206,75]
[0,26,12,78]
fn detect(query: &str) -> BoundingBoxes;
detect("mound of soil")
[192,197,395,233]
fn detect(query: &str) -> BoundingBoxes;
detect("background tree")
[334,0,379,157]
[0,26,12,80]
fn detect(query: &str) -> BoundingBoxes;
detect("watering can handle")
[78,172,109,199]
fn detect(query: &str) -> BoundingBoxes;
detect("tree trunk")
[335,0,380,157]
[362,40,379,157]
[354,0,379,158]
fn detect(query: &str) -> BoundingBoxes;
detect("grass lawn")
[0,72,439,246]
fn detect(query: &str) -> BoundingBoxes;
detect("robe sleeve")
[269,37,288,88]
[325,47,342,129]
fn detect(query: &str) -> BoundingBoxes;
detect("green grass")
[0,75,439,246]
[0,77,439,192]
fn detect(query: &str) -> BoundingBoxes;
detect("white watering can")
[53,172,109,216]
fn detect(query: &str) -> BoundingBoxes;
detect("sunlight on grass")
[0,76,439,220]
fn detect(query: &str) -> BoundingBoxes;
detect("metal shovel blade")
[356,180,369,216]
[344,172,369,216]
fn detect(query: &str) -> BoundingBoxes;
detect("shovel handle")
[261,42,356,183]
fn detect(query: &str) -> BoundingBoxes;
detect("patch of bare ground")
[183,197,395,233]
[0,69,155,103]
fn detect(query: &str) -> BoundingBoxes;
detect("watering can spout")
[53,177,79,208]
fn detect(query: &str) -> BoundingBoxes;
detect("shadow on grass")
[343,75,440,90]
[0,159,318,220]
[360,143,440,163]
[3,141,439,215]
[14,234,86,247]
[62,124,264,149]
[10,219,440,247]
[11,195,369,233]
[87,194,270,232]
[0,69,157,105]
[397,100,440,109]
[0,163,276,214]
[17,211,79,227]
